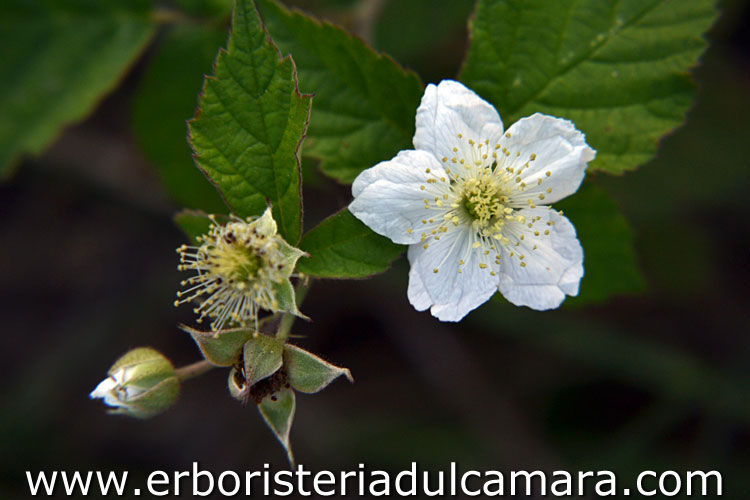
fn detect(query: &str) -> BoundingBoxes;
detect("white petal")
[406,263,431,312]
[498,207,583,310]
[90,377,117,399]
[502,113,595,205]
[414,80,504,163]
[90,377,122,408]
[407,226,499,321]
[111,366,130,385]
[350,150,450,245]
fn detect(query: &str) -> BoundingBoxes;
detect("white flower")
[175,207,306,332]
[349,80,595,321]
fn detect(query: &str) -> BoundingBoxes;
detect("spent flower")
[349,80,595,321]
[90,347,179,419]
[175,208,306,331]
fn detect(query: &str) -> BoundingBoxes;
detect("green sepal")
[258,387,296,466]
[271,280,308,320]
[180,324,253,367]
[110,377,181,419]
[243,334,284,386]
[109,347,176,388]
[283,344,353,394]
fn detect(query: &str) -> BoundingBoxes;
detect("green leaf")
[174,209,213,244]
[257,387,295,465]
[460,0,718,174]
[179,324,252,366]
[255,0,424,183]
[132,24,227,213]
[243,334,284,386]
[0,0,156,178]
[189,0,311,243]
[297,209,405,278]
[557,181,645,304]
[283,344,352,394]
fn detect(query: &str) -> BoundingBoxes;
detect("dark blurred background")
[1,0,748,498]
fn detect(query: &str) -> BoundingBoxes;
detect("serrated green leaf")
[174,209,213,244]
[0,0,156,178]
[460,0,717,174]
[557,181,645,304]
[133,24,227,212]
[189,0,311,243]
[180,324,252,366]
[255,0,424,183]
[257,387,295,465]
[284,344,352,394]
[243,334,283,386]
[297,209,405,278]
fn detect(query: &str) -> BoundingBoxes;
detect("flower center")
[175,215,295,331]
[461,168,511,238]
[208,243,262,285]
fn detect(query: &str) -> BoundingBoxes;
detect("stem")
[276,279,313,342]
[353,0,387,45]
[257,313,277,330]
[175,360,214,382]
[151,7,188,24]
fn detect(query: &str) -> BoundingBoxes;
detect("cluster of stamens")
[412,132,558,275]
[175,215,289,331]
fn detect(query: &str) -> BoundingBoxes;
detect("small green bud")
[90,347,180,419]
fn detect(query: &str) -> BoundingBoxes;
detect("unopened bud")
[90,347,179,419]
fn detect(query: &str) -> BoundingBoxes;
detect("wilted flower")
[175,207,306,331]
[90,347,179,419]
[350,80,595,321]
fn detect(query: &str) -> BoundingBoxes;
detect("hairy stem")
[175,359,214,382]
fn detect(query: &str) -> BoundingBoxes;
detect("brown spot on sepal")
[234,361,289,406]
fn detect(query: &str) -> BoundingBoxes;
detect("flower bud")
[90,347,180,419]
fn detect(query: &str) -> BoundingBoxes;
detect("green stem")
[175,359,214,382]
[276,279,313,342]
[151,7,188,24]
[257,314,277,330]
